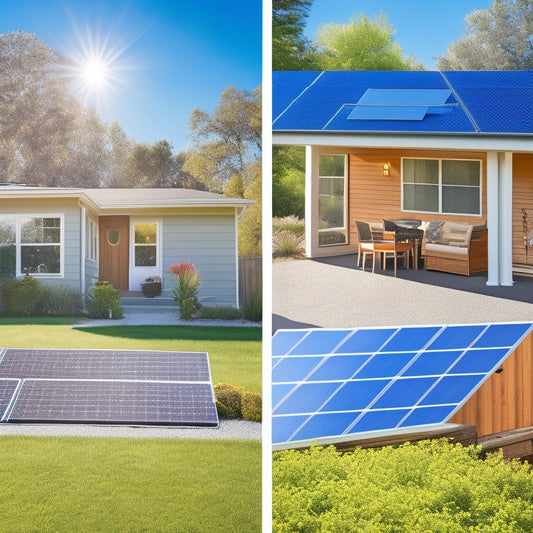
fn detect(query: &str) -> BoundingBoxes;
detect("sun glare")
[62,20,137,112]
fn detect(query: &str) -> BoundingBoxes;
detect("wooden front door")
[99,216,129,291]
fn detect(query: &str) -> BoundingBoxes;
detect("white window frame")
[318,154,348,247]
[86,218,98,262]
[401,157,482,216]
[129,217,162,291]
[1,213,66,278]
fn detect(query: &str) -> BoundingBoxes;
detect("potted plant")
[140,275,162,297]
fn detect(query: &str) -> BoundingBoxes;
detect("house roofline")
[272,131,533,153]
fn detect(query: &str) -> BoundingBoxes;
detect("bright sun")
[81,57,109,88]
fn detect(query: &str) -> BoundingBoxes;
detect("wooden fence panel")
[239,256,262,307]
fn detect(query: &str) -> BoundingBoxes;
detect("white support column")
[486,152,500,286]
[305,145,319,258]
[498,152,514,286]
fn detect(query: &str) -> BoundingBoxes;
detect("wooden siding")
[512,154,533,265]
[239,256,262,307]
[347,148,488,247]
[161,214,237,306]
[0,198,82,292]
[449,331,533,437]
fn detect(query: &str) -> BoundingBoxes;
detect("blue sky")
[0,0,262,151]
[304,0,492,69]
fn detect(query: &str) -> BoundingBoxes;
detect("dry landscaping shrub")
[273,230,304,257]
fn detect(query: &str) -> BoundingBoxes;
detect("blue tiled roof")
[272,71,533,135]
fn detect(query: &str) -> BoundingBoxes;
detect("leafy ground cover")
[273,440,533,532]
[0,319,261,391]
[0,436,261,532]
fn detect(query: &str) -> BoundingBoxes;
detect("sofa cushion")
[426,243,469,258]
[424,220,445,244]
[438,222,473,247]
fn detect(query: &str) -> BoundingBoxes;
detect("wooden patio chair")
[373,230,412,277]
[355,220,381,273]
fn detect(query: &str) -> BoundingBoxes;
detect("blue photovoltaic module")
[272,323,533,448]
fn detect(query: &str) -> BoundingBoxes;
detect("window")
[0,215,63,276]
[402,158,481,215]
[134,223,158,267]
[318,154,347,246]
[86,219,98,261]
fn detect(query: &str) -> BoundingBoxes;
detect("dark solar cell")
[0,380,19,421]
[9,380,218,426]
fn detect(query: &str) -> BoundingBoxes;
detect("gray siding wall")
[162,214,237,307]
[85,259,99,293]
[0,200,82,293]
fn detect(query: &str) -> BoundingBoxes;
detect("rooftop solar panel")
[272,323,533,449]
[0,349,219,427]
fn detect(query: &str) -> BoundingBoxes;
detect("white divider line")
[2,379,22,423]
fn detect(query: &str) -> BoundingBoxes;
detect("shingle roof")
[273,71,533,135]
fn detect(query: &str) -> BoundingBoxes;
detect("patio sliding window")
[402,158,481,216]
[0,215,63,277]
[318,154,347,246]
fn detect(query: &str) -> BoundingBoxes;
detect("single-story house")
[0,185,253,306]
[272,70,533,286]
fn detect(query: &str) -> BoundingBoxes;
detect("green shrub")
[273,216,305,236]
[8,276,40,315]
[241,390,262,422]
[36,284,83,316]
[214,383,244,419]
[273,440,533,532]
[243,290,262,322]
[0,276,14,316]
[86,282,123,319]
[272,230,304,258]
[195,306,244,320]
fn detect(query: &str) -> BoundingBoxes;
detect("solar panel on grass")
[272,323,533,449]
[0,349,218,427]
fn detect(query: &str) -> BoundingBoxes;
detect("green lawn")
[0,319,262,531]
[0,319,262,391]
[0,436,261,532]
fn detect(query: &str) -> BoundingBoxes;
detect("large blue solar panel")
[272,323,533,448]
[273,70,533,134]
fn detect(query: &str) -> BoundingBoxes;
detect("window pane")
[319,177,345,229]
[442,186,480,214]
[403,159,439,184]
[135,245,157,267]
[442,160,480,186]
[403,184,439,212]
[135,224,157,244]
[319,230,347,246]
[21,217,60,244]
[319,155,345,177]
[0,216,16,243]
[21,245,60,274]
[107,228,120,246]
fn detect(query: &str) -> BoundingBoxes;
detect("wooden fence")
[239,256,262,307]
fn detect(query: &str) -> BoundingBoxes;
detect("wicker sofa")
[423,221,488,276]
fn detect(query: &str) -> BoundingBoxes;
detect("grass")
[0,436,261,532]
[0,319,262,531]
[0,319,262,391]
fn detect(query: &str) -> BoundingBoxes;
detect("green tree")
[272,145,305,218]
[184,85,261,193]
[272,0,319,70]
[0,31,109,187]
[124,139,177,188]
[315,13,423,70]
[105,121,136,187]
[238,162,262,257]
[438,0,533,70]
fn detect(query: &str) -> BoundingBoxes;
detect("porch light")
[383,162,391,176]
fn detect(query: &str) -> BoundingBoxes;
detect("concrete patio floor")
[273,255,533,332]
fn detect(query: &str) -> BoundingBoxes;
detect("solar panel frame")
[272,322,533,449]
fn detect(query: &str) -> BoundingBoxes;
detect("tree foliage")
[272,0,319,70]
[184,86,261,194]
[315,13,423,71]
[272,145,305,219]
[438,0,533,70]
[273,440,533,532]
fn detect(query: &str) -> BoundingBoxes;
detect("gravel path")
[0,420,262,440]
